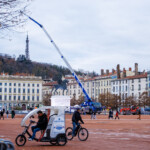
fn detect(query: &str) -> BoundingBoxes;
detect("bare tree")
[0,0,32,37]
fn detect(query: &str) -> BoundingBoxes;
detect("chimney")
[106,69,109,75]
[112,69,115,74]
[123,68,126,78]
[117,64,120,78]
[129,67,132,71]
[135,63,138,75]
[101,69,104,75]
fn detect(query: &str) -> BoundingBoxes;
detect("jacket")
[72,111,84,124]
[36,113,48,130]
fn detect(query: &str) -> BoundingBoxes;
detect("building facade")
[0,74,43,110]
[111,74,148,102]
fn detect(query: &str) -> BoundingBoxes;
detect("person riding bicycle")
[28,110,48,141]
[72,106,84,137]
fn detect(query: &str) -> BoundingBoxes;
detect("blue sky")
[1,0,150,74]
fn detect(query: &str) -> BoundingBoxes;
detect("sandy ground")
[0,114,150,150]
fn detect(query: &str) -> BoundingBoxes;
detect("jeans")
[72,122,79,136]
[31,126,41,139]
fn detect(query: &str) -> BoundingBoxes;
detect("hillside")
[0,55,97,80]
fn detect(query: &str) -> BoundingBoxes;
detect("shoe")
[28,138,33,141]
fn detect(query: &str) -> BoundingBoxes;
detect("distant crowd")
[0,109,15,120]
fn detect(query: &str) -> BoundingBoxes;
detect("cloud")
[1,0,150,73]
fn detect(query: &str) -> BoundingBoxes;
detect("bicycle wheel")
[78,128,88,141]
[57,135,67,146]
[65,127,73,140]
[15,134,26,146]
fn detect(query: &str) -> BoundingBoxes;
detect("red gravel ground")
[0,114,150,150]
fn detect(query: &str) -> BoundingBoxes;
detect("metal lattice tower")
[25,34,30,60]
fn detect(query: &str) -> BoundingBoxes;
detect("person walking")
[11,110,15,119]
[1,110,4,120]
[6,110,9,118]
[137,108,141,120]
[115,110,119,120]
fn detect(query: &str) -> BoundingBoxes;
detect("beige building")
[0,74,43,110]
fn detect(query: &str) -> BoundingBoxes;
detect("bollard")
[0,139,14,150]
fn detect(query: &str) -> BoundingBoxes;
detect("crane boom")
[22,12,91,102]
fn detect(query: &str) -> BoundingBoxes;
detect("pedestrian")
[1,111,4,120]
[6,110,9,118]
[137,108,141,120]
[115,110,119,120]
[0,110,1,120]
[11,110,15,119]
[108,109,113,119]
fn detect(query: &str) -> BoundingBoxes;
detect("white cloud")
[1,0,150,73]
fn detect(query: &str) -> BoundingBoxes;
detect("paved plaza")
[0,114,150,150]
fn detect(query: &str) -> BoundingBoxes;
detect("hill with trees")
[0,54,97,80]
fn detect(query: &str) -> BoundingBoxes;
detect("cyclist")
[28,110,48,141]
[72,106,84,137]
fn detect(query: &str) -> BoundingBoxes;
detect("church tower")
[25,34,30,60]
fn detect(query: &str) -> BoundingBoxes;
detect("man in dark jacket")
[29,110,48,141]
[72,107,84,137]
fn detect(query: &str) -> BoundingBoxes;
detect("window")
[132,93,134,97]
[92,88,94,94]
[14,96,16,101]
[18,96,20,101]
[18,83,21,87]
[28,89,30,93]
[5,88,7,93]
[104,81,105,86]
[116,86,118,92]
[139,92,141,97]
[138,84,141,91]
[23,96,25,101]
[23,83,25,86]
[93,82,94,87]
[18,88,21,93]
[14,88,16,93]
[5,83,7,86]
[32,84,34,87]
[4,95,7,101]
[28,84,30,87]
[9,83,11,86]
[14,83,16,86]
[37,84,39,87]
[28,96,30,101]
[132,85,134,91]
[37,96,39,101]
[37,89,39,93]
[9,88,11,93]
[0,83,2,86]
[0,95,2,100]
[9,96,11,101]
[126,86,128,91]
[119,86,121,92]
[87,82,89,87]
[23,89,25,93]
[32,96,34,101]
[132,79,134,83]
[113,87,115,92]
[0,88,2,92]
[138,78,141,82]
[116,81,118,85]
[126,80,127,84]
[32,89,34,93]
[87,89,89,94]
[78,90,80,94]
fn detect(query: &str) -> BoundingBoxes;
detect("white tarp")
[51,96,70,107]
